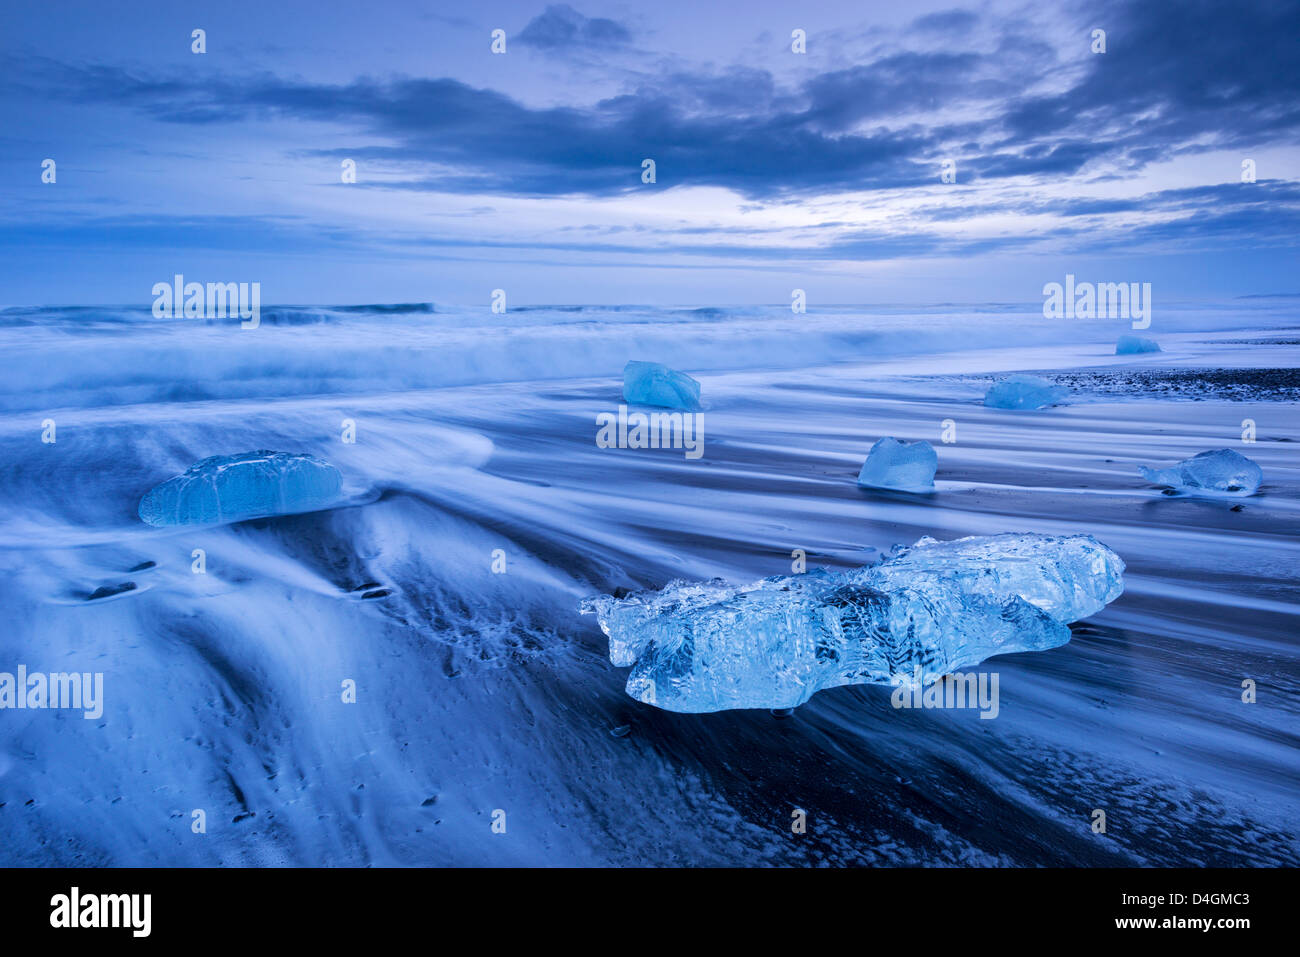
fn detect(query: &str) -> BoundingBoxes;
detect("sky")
[1,0,1297,305]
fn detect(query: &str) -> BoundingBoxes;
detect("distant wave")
[333,302,437,314]
[0,300,1294,413]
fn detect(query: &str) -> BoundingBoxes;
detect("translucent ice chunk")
[623,360,700,410]
[582,533,1124,712]
[1138,448,1262,496]
[983,374,1068,410]
[857,437,937,491]
[866,533,1124,623]
[1116,334,1161,354]
[139,450,344,526]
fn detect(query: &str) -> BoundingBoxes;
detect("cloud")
[8,0,1297,207]
[909,9,980,34]
[5,178,1294,273]
[996,0,1300,150]
[516,5,632,49]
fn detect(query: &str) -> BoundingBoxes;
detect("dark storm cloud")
[996,0,1300,149]
[7,0,1298,206]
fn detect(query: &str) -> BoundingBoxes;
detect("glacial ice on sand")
[139,450,344,526]
[582,532,1124,713]
[1116,334,1161,354]
[623,360,700,410]
[1138,448,1263,496]
[983,374,1068,410]
[857,437,937,491]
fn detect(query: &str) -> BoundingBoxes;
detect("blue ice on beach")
[857,437,937,491]
[1116,335,1161,354]
[1138,448,1263,496]
[139,450,344,526]
[582,533,1124,712]
[623,360,700,410]
[983,374,1068,410]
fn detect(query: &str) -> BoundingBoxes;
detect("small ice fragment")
[1116,335,1161,354]
[1138,448,1262,496]
[984,374,1068,410]
[581,532,1124,713]
[857,437,937,491]
[623,360,700,410]
[139,450,344,526]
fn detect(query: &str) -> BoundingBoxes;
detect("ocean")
[0,299,1296,865]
